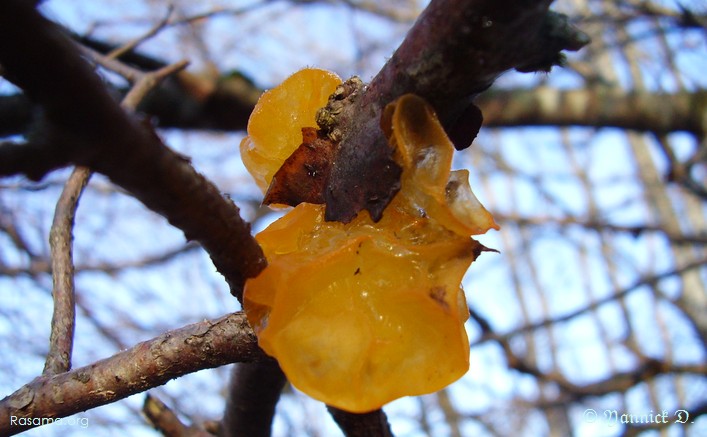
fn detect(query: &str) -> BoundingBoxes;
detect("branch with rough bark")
[0,0,265,299]
[304,0,589,221]
[0,312,262,436]
[44,166,91,377]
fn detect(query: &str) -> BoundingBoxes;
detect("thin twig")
[493,212,707,245]
[143,394,213,437]
[76,43,144,83]
[43,166,91,376]
[42,23,189,378]
[78,42,191,107]
[468,309,706,401]
[107,5,175,60]
[470,255,707,347]
[122,60,190,110]
[0,242,199,278]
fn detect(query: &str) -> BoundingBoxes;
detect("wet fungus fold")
[239,68,498,413]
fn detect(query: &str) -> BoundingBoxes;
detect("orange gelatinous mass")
[240,68,342,192]
[245,203,476,412]
[386,94,499,236]
[240,70,498,412]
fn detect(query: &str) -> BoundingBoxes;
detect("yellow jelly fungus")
[239,68,342,192]
[386,94,499,236]
[240,69,498,413]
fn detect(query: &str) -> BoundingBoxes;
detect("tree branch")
[143,394,214,437]
[0,140,71,181]
[0,0,265,298]
[493,213,707,246]
[43,166,91,376]
[0,312,262,436]
[326,407,394,437]
[469,309,706,403]
[477,87,707,136]
[470,255,707,348]
[220,360,286,437]
[0,242,200,278]
[0,93,35,137]
[6,80,703,138]
[359,1,588,125]
[324,0,589,222]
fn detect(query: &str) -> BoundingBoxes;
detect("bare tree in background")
[0,0,704,436]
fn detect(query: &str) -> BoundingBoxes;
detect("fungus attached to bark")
[240,69,498,413]
[239,68,341,193]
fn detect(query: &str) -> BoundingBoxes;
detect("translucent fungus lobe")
[240,69,498,412]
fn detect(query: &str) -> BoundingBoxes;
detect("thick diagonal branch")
[0,0,265,298]
[0,312,262,436]
[325,0,589,222]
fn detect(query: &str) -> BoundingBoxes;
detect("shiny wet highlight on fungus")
[240,68,498,413]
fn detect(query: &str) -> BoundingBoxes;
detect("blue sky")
[2,1,705,436]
